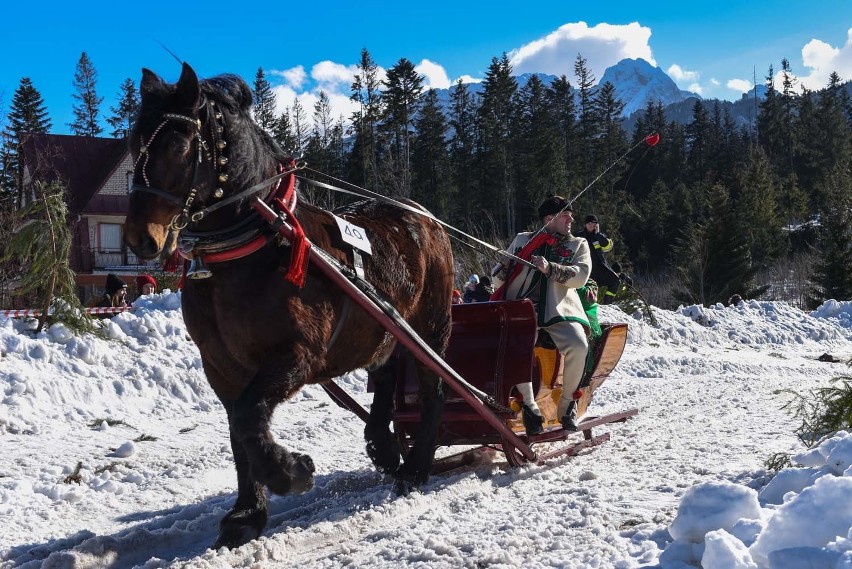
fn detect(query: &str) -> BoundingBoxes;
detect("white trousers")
[543,320,588,418]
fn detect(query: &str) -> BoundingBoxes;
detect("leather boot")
[560,400,578,432]
[521,404,544,436]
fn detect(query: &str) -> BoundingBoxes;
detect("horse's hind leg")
[365,354,402,474]
[214,419,269,549]
[231,370,316,497]
[394,363,447,495]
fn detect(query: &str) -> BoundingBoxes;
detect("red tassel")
[572,389,583,400]
[285,230,311,287]
[644,132,660,147]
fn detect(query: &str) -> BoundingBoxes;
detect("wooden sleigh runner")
[321,299,637,472]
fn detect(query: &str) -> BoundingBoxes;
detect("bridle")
[130,97,304,276]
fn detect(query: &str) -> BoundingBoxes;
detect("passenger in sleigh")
[491,195,592,435]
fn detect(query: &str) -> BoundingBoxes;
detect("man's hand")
[530,255,550,275]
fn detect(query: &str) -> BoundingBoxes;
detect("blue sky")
[2,0,851,134]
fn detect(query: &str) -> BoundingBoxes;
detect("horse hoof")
[392,465,427,496]
[214,508,267,549]
[263,450,315,495]
[365,431,401,474]
[393,478,413,496]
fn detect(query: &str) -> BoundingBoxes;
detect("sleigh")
[321,299,636,471]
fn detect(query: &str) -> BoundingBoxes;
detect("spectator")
[469,276,494,302]
[463,274,479,303]
[492,195,592,434]
[451,289,464,305]
[97,273,129,308]
[135,274,157,301]
[575,215,621,304]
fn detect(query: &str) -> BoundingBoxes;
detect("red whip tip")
[644,132,661,147]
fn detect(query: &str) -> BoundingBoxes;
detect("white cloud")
[667,64,699,83]
[456,75,482,84]
[416,59,451,89]
[710,78,720,87]
[727,78,752,94]
[797,29,852,89]
[271,66,307,90]
[310,60,357,90]
[688,82,703,95]
[508,22,655,80]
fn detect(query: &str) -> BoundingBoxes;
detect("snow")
[2,293,852,568]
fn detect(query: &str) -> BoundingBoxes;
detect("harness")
[130,99,308,284]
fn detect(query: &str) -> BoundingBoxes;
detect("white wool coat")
[492,231,592,328]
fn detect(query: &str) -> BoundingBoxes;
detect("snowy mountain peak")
[599,58,699,116]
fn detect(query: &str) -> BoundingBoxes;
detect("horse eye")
[165,132,191,156]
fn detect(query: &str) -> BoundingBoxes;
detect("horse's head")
[124,63,204,259]
[126,63,260,260]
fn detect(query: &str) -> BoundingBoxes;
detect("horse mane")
[198,74,292,194]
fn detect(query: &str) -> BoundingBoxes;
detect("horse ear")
[176,62,200,110]
[140,68,163,97]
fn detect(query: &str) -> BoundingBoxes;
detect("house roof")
[20,133,129,215]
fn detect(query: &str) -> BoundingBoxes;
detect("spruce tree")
[381,58,423,197]
[106,78,139,139]
[674,184,757,305]
[410,88,450,216]
[547,75,577,192]
[69,52,103,136]
[272,109,296,153]
[1,181,93,332]
[252,67,277,132]
[479,53,517,234]
[448,79,478,225]
[736,146,785,267]
[807,158,852,307]
[2,77,52,209]
[349,48,383,192]
[573,54,597,189]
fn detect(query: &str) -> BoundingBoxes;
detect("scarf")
[490,232,558,301]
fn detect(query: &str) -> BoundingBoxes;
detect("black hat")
[105,273,128,295]
[537,195,572,220]
[585,214,598,224]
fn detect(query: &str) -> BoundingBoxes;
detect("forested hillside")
[3,51,852,309]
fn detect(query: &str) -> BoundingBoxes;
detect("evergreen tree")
[573,54,597,188]
[410,88,450,217]
[673,184,757,305]
[349,48,383,192]
[69,52,103,136]
[106,78,139,139]
[479,53,517,234]
[807,158,852,307]
[736,146,785,267]
[588,80,627,217]
[381,58,423,197]
[547,75,577,192]
[448,79,478,225]
[1,181,93,332]
[290,98,309,156]
[512,74,564,225]
[2,77,52,209]
[252,67,277,132]
[272,109,296,153]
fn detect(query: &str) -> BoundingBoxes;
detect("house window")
[126,170,133,194]
[99,223,122,251]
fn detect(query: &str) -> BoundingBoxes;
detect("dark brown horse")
[124,63,453,549]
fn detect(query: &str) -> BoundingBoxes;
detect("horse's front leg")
[394,365,447,495]
[232,369,316,497]
[214,417,269,549]
[365,353,402,474]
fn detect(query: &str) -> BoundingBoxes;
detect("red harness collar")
[177,161,311,287]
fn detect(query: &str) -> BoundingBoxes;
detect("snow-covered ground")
[1,294,851,569]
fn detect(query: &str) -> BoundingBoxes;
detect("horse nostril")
[139,235,159,259]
